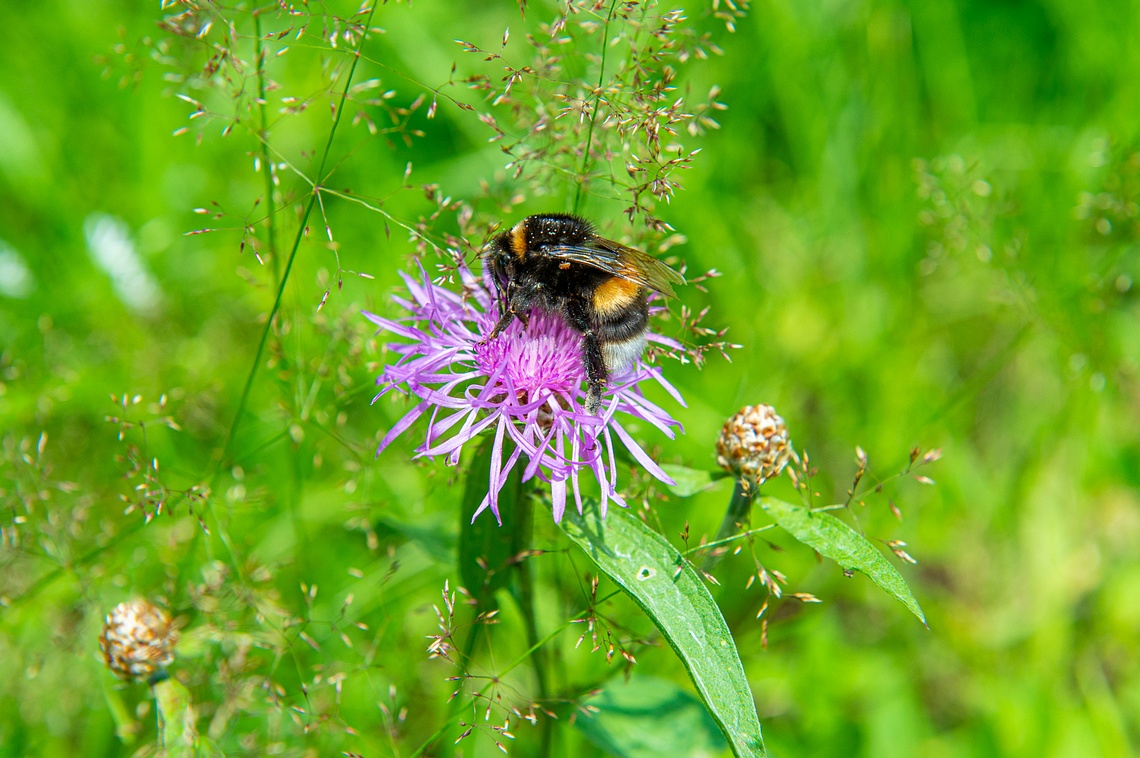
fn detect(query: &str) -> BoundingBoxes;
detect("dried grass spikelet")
[716,404,793,487]
[99,599,179,681]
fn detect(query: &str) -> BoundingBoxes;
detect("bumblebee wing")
[547,239,686,298]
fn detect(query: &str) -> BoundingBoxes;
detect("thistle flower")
[364,265,684,523]
[716,404,793,485]
[99,599,179,681]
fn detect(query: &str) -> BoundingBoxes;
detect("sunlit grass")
[2,0,1139,756]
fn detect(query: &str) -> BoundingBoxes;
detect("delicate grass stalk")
[253,9,280,286]
[413,590,626,758]
[10,499,166,607]
[205,5,379,599]
[217,3,378,470]
[572,0,622,215]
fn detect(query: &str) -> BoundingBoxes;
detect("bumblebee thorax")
[519,213,594,255]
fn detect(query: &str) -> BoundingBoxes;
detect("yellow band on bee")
[510,221,528,260]
[592,277,641,315]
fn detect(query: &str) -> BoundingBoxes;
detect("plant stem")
[704,479,753,571]
[253,9,280,287]
[572,0,622,215]
[514,491,552,757]
[217,3,377,470]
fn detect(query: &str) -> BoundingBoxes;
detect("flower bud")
[716,404,793,484]
[99,599,178,681]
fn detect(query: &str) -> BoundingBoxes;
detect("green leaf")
[659,464,728,497]
[759,497,927,625]
[575,675,727,758]
[458,435,526,605]
[559,501,765,758]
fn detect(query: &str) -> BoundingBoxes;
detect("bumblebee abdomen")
[592,277,641,316]
[592,285,649,374]
[602,333,648,374]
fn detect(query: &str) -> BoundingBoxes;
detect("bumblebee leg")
[565,299,607,413]
[486,308,516,341]
[485,282,536,341]
[582,333,607,414]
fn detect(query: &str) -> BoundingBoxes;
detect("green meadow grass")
[1,1,1138,756]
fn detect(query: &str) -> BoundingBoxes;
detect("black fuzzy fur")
[484,214,650,413]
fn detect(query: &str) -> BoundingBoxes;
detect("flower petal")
[368,261,685,524]
[610,418,675,485]
[551,475,567,523]
[377,401,429,456]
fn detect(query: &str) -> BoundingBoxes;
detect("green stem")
[216,3,377,470]
[253,9,280,286]
[572,0,622,215]
[703,479,753,571]
[200,2,377,609]
[412,588,627,758]
[152,676,198,756]
[514,491,552,757]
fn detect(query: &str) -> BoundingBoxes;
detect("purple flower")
[364,265,685,524]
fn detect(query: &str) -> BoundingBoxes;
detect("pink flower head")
[364,265,684,524]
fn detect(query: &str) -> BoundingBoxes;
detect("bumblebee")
[483,213,685,413]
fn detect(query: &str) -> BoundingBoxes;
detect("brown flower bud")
[716,404,793,484]
[99,599,178,681]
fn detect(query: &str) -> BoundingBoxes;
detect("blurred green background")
[2,0,1139,756]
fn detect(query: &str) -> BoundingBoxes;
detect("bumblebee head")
[483,227,517,287]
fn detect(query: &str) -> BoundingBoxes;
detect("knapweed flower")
[364,265,684,523]
[716,404,793,485]
[99,599,179,681]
